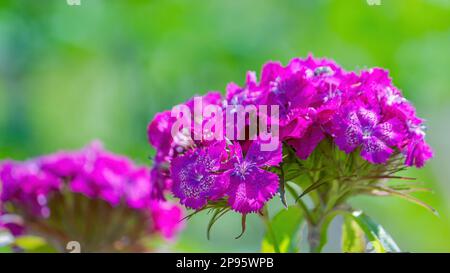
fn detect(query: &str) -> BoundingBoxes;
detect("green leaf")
[278,163,288,208]
[315,209,345,252]
[366,186,438,216]
[341,215,366,253]
[295,179,327,202]
[347,211,401,253]
[281,143,305,181]
[235,214,247,239]
[15,235,57,253]
[0,245,13,253]
[206,207,230,240]
[261,206,304,253]
[281,161,304,181]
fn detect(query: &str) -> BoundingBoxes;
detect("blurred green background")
[0,0,449,252]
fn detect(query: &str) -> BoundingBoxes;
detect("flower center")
[314,66,333,77]
[194,173,204,182]
[270,77,284,94]
[362,127,373,139]
[324,88,341,103]
[233,161,255,179]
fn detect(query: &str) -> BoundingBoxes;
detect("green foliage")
[206,207,231,240]
[261,206,304,253]
[341,215,366,253]
[0,246,12,253]
[344,211,401,253]
[315,210,343,253]
[312,209,401,253]
[15,235,58,253]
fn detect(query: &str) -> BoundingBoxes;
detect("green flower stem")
[261,206,281,253]
[285,182,324,252]
[307,221,322,253]
[285,183,315,224]
[282,140,356,252]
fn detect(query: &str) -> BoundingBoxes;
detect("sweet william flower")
[125,167,153,209]
[147,55,434,248]
[404,136,433,168]
[0,142,184,252]
[225,71,260,107]
[150,164,172,200]
[170,142,229,209]
[40,151,84,178]
[403,120,433,168]
[286,120,325,160]
[257,57,356,160]
[260,60,316,129]
[76,145,135,206]
[150,200,184,239]
[147,111,176,162]
[148,92,226,199]
[225,139,282,213]
[358,68,415,122]
[334,107,405,164]
[0,160,61,218]
[170,137,282,214]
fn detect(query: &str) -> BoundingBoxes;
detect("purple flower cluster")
[147,55,433,214]
[0,141,183,240]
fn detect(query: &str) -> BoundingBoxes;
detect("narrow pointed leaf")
[296,180,327,202]
[235,214,247,239]
[207,207,229,240]
[369,186,438,216]
[279,164,288,208]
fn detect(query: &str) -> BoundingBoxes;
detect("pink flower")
[170,142,228,209]
[334,107,405,163]
[0,142,185,245]
[150,200,184,239]
[147,55,434,216]
[224,140,282,213]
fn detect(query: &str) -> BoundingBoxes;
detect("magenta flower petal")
[1,141,185,243]
[170,145,228,209]
[361,136,393,164]
[404,137,433,168]
[84,151,133,206]
[333,106,401,165]
[334,124,363,153]
[227,168,279,213]
[39,151,83,178]
[0,161,61,217]
[0,161,19,202]
[125,167,152,209]
[147,111,175,161]
[373,118,405,147]
[224,140,281,214]
[287,125,325,160]
[69,176,96,199]
[279,114,312,140]
[356,108,379,129]
[260,61,284,86]
[150,165,171,200]
[245,139,282,167]
[150,200,184,239]
[146,55,435,219]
